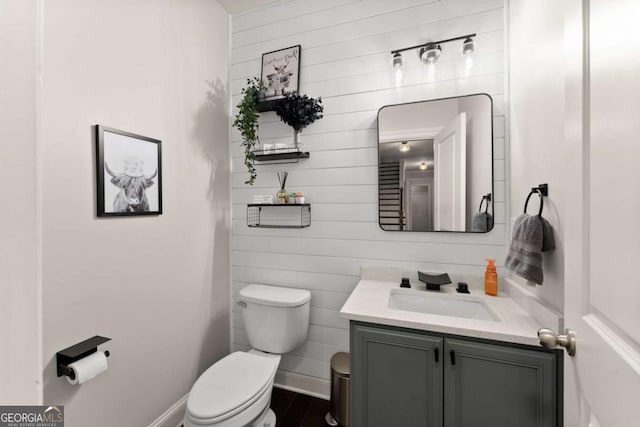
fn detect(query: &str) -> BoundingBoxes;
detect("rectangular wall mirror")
[378,94,494,232]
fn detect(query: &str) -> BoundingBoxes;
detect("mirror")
[378,94,493,232]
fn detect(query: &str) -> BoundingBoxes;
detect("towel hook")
[478,193,492,213]
[524,184,548,216]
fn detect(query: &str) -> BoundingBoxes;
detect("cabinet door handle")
[434,347,439,363]
[450,350,456,365]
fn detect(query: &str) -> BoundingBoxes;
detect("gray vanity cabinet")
[444,338,558,427]
[350,322,443,427]
[351,321,560,427]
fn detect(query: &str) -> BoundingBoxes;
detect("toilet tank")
[239,284,311,354]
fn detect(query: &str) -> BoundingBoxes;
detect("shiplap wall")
[230,0,506,396]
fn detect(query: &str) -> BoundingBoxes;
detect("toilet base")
[253,408,276,427]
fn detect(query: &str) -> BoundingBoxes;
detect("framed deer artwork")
[261,45,301,100]
[95,125,163,217]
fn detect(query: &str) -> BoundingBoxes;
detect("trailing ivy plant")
[274,93,324,131]
[233,77,267,185]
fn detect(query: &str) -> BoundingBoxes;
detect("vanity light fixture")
[462,37,475,76]
[462,37,475,55]
[419,44,442,65]
[392,53,405,87]
[399,141,411,152]
[419,162,428,170]
[390,33,476,82]
[419,44,441,81]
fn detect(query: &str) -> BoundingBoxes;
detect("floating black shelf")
[254,151,310,162]
[255,98,285,112]
[247,203,311,228]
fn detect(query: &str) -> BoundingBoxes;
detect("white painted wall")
[0,0,42,405]
[230,0,506,396]
[508,0,565,312]
[0,0,230,425]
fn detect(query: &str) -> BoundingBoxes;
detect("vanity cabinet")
[350,323,444,426]
[350,321,561,427]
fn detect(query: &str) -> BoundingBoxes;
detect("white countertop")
[339,279,545,346]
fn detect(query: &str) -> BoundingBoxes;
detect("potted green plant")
[233,77,267,185]
[274,93,324,150]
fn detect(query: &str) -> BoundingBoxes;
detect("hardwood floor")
[270,387,331,427]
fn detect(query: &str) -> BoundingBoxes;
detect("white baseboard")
[148,393,188,427]
[274,370,330,400]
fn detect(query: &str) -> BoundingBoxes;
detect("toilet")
[184,284,311,427]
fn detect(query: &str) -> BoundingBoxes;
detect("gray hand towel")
[472,211,494,232]
[540,216,556,252]
[505,214,555,285]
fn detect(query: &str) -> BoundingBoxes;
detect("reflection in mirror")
[378,94,493,232]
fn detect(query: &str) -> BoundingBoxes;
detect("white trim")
[379,127,443,143]
[148,394,188,427]
[274,370,330,400]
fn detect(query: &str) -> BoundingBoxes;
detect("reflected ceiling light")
[419,162,428,170]
[399,141,411,152]
[390,33,476,80]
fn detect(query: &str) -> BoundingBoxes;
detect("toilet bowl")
[184,350,279,427]
[184,284,311,427]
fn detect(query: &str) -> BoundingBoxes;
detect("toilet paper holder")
[56,336,111,380]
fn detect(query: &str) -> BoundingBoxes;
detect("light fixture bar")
[390,33,476,55]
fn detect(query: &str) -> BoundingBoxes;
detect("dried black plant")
[274,93,324,131]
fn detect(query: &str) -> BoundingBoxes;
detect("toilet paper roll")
[66,351,108,385]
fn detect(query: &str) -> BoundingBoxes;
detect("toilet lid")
[240,284,311,307]
[187,352,277,421]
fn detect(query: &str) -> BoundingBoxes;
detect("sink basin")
[388,290,498,322]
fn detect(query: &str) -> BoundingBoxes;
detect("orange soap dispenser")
[485,259,498,296]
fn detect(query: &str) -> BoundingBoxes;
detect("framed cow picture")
[95,125,162,217]
[261,45,301,100]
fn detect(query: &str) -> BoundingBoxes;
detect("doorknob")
[538,328,576,356]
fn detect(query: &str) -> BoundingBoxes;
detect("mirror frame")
[377,93,495,233]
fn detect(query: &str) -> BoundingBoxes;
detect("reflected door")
[433,113,466,231]
[409,185,431,231]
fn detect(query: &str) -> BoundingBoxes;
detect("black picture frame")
[95,125,163,217]
[261,44,301,100]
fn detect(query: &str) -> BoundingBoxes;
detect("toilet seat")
[186,351,278,424]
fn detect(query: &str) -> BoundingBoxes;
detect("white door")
[433,113,466,231]
[409,184,430,231]
[561,1,640,426]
